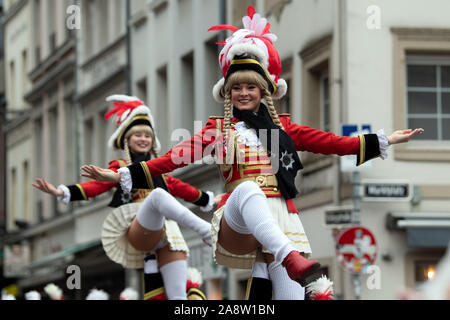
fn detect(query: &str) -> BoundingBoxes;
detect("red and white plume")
[105,95,144,127]
[208,5,287,102]
[120,287,139,300]
[105,94,161,153]
[306,275,335,300]
[44,283,64,300]
[186,267,203,289]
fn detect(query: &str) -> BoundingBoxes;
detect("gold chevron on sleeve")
[140,162,155,189]
[75,184,88,200]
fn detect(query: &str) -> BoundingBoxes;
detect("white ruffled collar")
[234,121,262,149]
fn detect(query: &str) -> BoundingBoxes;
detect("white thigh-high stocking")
[251,261,269,279]
[268,261,305,300]
[136,188,212,246]
[159,260,188,300]
[223,181,295,262]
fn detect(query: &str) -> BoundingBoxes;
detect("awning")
[386,212,450,248]
[26,239,101,271]
[16,239,102,288]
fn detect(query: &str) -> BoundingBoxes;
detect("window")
[415,261,437,286]
[181,52,194,135]
[84,118,94,165]
[21,50,28,100]
[48,0,56,53]
[299,35,333,169]
[23,161,30,222]
[205,36,223,118]
[136,78,147,105]
[84,0,95,58]
[407,56,450,141]
[34,0,41,65]
[320,74,331,132]
[392,28,450,161]
[156,66,168,152]
[9,60,15,110]
[10,168,17,230]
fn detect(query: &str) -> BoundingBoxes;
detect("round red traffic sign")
[335,226,377,274]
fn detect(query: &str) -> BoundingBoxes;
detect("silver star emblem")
[121,191,132,204]
[280,150,295,170]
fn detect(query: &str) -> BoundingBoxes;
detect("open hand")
[32,178,64,197]
[80,165,121,183]
[214,193,226,206]
[388,128,424,145]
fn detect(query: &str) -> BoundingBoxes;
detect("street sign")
[336,226,377,274]
[340,124,373,172]
[324,206,353,228]
[361,179,413,202]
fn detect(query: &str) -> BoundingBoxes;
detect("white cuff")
[377,129,389,160]
[118,167,132,193]
[200,191,215,212]
[57,185,71,205]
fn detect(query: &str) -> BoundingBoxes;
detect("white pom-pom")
[120,288,139,300]
[273,78,287,100]
[86,288,109,300]
[306,275,335,300]
[213,78,225,103]
[44,283,63,300]
[25,291,41,300]
[187,267,203,286]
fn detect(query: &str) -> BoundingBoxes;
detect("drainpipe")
[73,0,81,197]
[126,0,132,95]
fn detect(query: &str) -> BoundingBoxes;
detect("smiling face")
[126,125,154,155]
[225,70,268,113]
[230,83,262,113]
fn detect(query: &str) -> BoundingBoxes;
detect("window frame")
[392,28,450,161]
[406,55,450,141]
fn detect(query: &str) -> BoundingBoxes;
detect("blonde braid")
[264,89,284,130]
[123,139,133,165]
[223,92,233,141]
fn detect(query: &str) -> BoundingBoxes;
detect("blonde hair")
[124,124,158,164]
[222,70,284,141]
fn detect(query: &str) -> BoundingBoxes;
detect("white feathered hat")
[208,5,288,103]
[105,95,161,153]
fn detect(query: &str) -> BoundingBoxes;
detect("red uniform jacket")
[67,159,210,207]
[125,114,381,211]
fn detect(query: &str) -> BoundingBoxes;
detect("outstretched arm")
[282,115,423,165]
[35,160,121,204]
[32,179,64,197]
[81,119,219,188]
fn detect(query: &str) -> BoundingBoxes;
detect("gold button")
[273,188,278,192]
[255,176,266,187]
